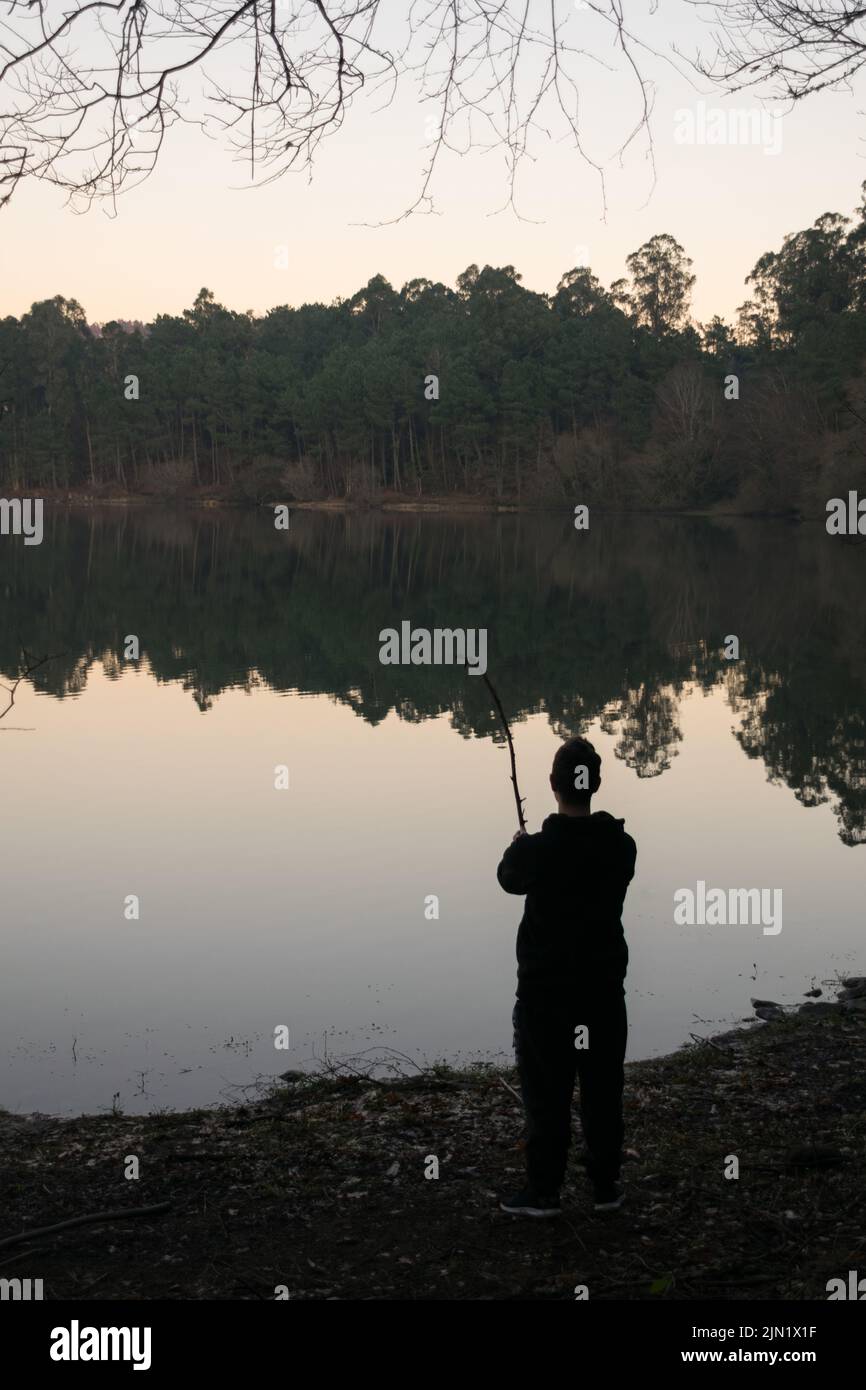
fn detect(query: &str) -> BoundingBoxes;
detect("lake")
[1,506,863,1115]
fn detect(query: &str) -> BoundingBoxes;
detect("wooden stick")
[497,1075,522,1102]
[0,1202,171,1250]
[688,1032,734,1054]
[482,674,527,831]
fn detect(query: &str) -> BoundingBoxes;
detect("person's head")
[550,736,601,814]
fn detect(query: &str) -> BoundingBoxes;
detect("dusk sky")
[3,2,865,327]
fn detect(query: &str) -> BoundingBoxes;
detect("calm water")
[1,507,864,1115]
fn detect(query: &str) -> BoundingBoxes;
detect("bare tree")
[0,0,659,213]
[686,1,866,100]
[657,359,713,449]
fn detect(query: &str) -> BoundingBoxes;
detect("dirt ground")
[1,1003,864,1301]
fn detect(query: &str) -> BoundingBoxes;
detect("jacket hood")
[540,810,627,837]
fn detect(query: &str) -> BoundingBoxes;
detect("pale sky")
[2,2,865,327]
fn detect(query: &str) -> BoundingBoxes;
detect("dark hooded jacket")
[497,811,637,998]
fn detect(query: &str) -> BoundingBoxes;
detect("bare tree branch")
[683,1,866,100]
[0,644,60,721]
[0,0,660,215]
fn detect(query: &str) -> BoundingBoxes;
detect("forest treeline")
[4,188,866,510]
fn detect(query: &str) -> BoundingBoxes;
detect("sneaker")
[593,1181,624,1212]
[499,1186,561,1218]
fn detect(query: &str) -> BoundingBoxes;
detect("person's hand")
[512,829,527,842]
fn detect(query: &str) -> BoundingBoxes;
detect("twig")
[0,645,63,722]
[688,1032,735,1055]
[0,1202,171,1249]
[0,1247,43,1267]
[77,1272,109,1295]
[497,1075,522,1103]
[482,675,527,831]
[842,401,866,429]
[698,1275,783,1287]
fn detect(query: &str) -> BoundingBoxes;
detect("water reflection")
[2,506,864,846]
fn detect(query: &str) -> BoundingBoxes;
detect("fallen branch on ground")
[0,1202,172,1249]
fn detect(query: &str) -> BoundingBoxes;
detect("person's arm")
[496,829,541,895]
[625,834,637,886]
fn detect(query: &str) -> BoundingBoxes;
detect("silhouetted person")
[497,736,636,1217]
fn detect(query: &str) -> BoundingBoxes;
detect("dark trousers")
[512,985,627,1193]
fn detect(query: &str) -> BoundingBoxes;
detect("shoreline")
[4,490,804,521]
[2,981,863,1300]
